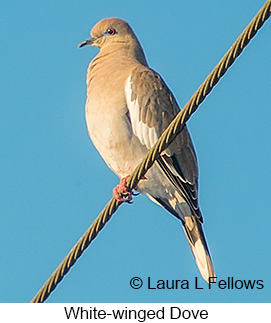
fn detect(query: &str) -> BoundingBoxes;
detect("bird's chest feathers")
[85,91,138,176]
[86,98,129,147]
[85,55,146,176]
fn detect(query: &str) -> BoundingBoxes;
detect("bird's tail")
[182,216,215,283]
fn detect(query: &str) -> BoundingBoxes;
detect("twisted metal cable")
[31,0,271,303]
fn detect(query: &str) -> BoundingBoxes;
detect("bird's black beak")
[78,37,95,48]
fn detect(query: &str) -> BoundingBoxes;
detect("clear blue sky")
[1,0,271,303]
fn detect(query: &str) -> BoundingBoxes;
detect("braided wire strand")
[31,1,271,303]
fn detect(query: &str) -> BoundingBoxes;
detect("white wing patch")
[125,76,159,150]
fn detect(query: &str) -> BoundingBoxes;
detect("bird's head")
[79,18,136,48]
[79,18,147,64]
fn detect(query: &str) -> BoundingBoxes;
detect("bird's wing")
[125,65,202,221]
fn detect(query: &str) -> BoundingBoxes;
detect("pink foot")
[113,175,133,202]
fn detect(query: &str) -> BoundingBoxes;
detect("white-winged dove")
[79,18,215,283]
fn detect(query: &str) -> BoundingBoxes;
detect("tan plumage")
[79,17,215,282]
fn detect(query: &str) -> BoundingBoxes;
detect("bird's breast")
[84,54,149,177]
[85,83,148,178]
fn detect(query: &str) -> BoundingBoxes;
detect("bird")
[79,17,215,283]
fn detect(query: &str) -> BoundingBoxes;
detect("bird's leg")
[113,175,133,203]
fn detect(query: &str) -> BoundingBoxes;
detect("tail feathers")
[183,216,215,283]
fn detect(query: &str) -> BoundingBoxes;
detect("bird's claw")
[113,176,134,203]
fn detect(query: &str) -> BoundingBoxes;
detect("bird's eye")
[106,27,117,36]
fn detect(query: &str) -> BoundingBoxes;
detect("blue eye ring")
[106,27,117,36]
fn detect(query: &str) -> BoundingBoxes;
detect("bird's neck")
[100,40,148,66]
[87,44,148,87]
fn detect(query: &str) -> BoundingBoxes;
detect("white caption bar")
[0,303,269,322]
